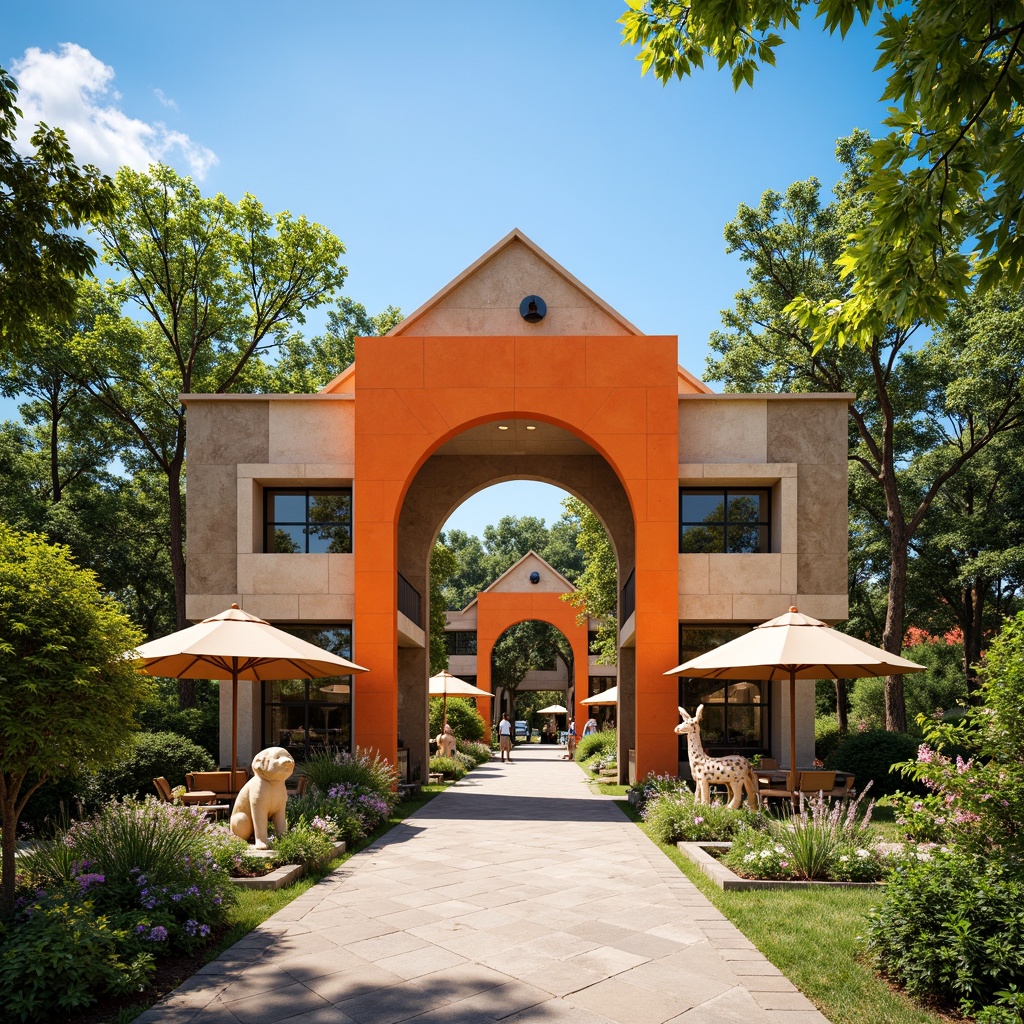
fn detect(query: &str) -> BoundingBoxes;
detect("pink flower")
[917,745,934,764]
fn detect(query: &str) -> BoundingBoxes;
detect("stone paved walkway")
[136,746,830,1024]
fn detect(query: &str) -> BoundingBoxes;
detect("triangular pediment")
[388,229,642,337]
[483,551,576,596]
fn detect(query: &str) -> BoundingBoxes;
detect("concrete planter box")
[231,840,346,891]
[678,842,883,891]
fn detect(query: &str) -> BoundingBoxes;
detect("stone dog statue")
[230,746,295,849]
[435,722,457,758]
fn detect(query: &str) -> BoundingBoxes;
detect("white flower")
[856,849,869,859]
[774,844,785,854]
[744,852,756,863]
[839,855,849,862]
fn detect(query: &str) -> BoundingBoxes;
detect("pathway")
[136,746,830,1024]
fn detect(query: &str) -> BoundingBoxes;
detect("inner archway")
[395,419,635,784]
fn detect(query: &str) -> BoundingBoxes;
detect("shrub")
[823,729,920,796]
[642,790,754,844]
[868,851,1024,1019]
[575,730,616,764]
[286,794,366,845]
[271,819,335,867]
[455,739,491,765]
[628,773,690,812]
[25,798,235,950]
[301,747,398,802]
[137,678,221,758]
[724,787,891,882]
[814,717,843,763]
[93,730,216,801]
[429,755,465,780]
[0,888,154,1022]
[429,697,487,743]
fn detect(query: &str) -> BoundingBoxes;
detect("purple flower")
[148,926,169,942]
[77,873,105,890]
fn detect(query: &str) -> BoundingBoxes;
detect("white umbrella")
[666,606,925,785]
[537,704,568,714]
[428,670,494,726]
[132,604,368,790]
[581,686,618,706]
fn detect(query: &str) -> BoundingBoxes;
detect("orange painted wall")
[475,591,591,726]
[354,334,680,778]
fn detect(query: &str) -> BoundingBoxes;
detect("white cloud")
[153,88,178,110]
[11,44,217,179]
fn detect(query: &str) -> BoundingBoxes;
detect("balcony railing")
[619,568,635,626]
[397,572,422,627]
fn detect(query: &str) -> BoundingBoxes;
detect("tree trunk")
[1,797,16,917]
[49,397,61,503]
[882,531,909,732]
[834,678,848,734]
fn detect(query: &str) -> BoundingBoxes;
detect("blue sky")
[5,2,887,538]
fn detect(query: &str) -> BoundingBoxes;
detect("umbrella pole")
[442,687,447,730]
[788,671,797,792]
[231,663,238,795]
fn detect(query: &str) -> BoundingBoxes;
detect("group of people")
[443,711,601,766]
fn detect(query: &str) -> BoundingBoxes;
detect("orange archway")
[353,332,680,780]
[476,590,591,730]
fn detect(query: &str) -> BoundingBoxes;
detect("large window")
[264,488,352,554]
[446,631,478,656]
[679,488,770,554]
[263,625,353,761]
[677,626,768,756]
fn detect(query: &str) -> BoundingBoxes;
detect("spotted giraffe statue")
[675,705,758,811]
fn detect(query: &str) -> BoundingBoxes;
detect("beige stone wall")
[678,394,850,624]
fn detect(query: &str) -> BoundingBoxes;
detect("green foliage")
[823,730,920,796]
[263,299,403,393]
[574,730,617,764]
[642,790,754,844]
[454,739,491,766]
[429,755,465,780]
[93,730,216,801]
[0,522,149,912]
[270,820,334,867]
[868,852,1024,1019]
[429,696,486,743]
[285,793,365,845]
[619,0,1024,334]
[0,888,154,1021]
[137,678,220,756]
[299,747,398,803]
[560,496,618,664]
[814,717,843,764]
[429,541,459,674]
[0,65,115,359]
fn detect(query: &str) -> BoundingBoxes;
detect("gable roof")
[388,228,643,337]
[460,550,576,613]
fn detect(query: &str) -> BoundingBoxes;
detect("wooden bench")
[397,781,421,799]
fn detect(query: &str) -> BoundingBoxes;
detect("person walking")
[498,712,513,763]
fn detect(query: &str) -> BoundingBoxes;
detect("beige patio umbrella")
[132,604,368,791]
[428,670,494,727]
[537,704,568,714]
[666,606,925,787]
[581,685,618,705]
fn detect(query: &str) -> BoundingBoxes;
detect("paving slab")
[135,746,830,1023]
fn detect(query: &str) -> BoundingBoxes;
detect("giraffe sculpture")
[675,705,759,811]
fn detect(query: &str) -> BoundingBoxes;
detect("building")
[184,229,850,783]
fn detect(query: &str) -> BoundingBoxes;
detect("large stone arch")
[354,335,679,782]
[396,452,625,782]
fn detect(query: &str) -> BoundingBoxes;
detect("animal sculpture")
[675,705,758,811]
[435,723,457,758]
[230,746,295,849]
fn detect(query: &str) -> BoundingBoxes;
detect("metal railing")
[397,572,422,627]
[619,568,635,625]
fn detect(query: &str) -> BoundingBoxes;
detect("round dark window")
[529,571,541,584]
[519,295,546,323]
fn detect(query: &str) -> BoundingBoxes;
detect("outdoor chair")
[757,757,779,770]
[795,770,836,801]
[286,774,309,798]
[153,776,230,817]
[828,774,855,799]
[186,770,247,802]
[756,774,797,811]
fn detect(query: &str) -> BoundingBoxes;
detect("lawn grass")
[615,800,949,1024]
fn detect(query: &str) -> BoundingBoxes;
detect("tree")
[0,523,149,914]
[620,1,1024,344]
[491,620,572,722]
[0,66,114,357]
[266,299,403,393]
[707,136,1024,730]
[429,541,459,675]
[75,164,348,648]
[437,528,489,610]
[559,497,618,664]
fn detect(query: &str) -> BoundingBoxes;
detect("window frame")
[263,487,353,554]
[678,486,771,554]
